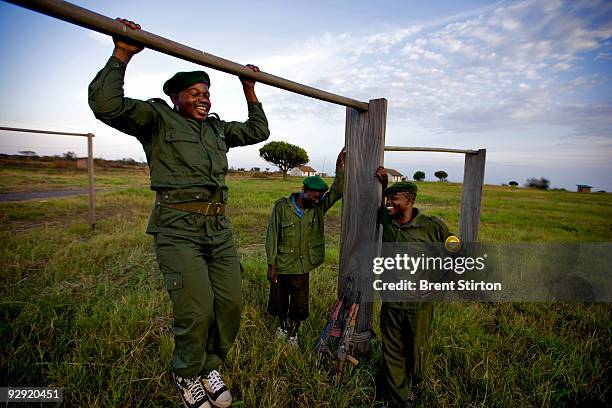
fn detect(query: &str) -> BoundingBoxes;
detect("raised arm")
[88,18,157,140]
[320,148,346,214]
[375,166,389,224]
[223,64,270,147]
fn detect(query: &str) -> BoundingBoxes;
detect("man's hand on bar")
[112,18,144,64]
[240,64,260,103]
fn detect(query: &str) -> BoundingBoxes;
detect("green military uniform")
[265,172,343,322]
[88,56,270,377]
[378,202,451,406]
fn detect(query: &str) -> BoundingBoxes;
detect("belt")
[156,193,225,216]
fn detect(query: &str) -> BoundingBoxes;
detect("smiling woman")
[85,15,271,408]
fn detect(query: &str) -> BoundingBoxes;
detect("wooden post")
[87,133,95,230]
[459,149,486,242]
[339,98,387,353]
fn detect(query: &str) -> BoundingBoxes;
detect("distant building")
[318,172,328,178]
[387,168,403,182]
[576,184,592,193]
[289,165,317,177]
[76,158,88,169]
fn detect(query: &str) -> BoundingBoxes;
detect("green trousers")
[154,215,242,378]
[380,302,433,405]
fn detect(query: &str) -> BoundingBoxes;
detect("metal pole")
[385,146,479,154]
[87,133,95,230]
[0,126,89,137]
[3,0,369,111]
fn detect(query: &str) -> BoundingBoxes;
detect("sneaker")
[287,335,299,349]
[276,326,288,340]
[202,370,232,408]
[171,371,211,408]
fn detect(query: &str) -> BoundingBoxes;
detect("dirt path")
[0,189,106,202]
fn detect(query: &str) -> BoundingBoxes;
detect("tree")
[413,171,425,181]
[259,141,309,179]
[525,177,550,190]
[434,170,448,181]
[509,181,518,187]
[62,151,77,160]
[18,150,37,157]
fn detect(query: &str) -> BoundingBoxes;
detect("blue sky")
[0,0,610,190]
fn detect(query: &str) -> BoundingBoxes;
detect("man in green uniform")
[88,19,270,408]
[265,149,345,347]
[375,167,452,407]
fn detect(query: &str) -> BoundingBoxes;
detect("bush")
[525,177,550,190]
[509,181,518,186]
[434,170,448,181]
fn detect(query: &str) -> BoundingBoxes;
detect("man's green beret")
[383,181,418,196]
[303,176,329,192]
[163,71,211,96]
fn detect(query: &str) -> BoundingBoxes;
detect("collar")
[392,208,426,228]
[291,193,304,218]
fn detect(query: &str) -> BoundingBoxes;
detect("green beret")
[163,71,211,96]
[383,181,418,196]
[303,176,329,192]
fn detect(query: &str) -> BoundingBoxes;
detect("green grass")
[0,167,610,407]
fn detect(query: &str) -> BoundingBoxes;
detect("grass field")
[1,165,610,407]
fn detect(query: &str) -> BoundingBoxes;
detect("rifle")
[315,277,353,363]
[336,291,361,375]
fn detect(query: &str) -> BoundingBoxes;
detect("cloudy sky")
[0,0,610,190]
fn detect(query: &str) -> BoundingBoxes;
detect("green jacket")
[378,206,452,309]
[88,56,270,207]
[378,207,451,244]
[265,171,344,274]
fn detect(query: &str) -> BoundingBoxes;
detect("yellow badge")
[445,235,461,253]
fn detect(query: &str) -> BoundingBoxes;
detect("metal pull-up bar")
[4,0,370,112]
[385,146,480,155]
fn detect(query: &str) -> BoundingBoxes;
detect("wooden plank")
[87,133,95,230]
[459,149,486,242]
[339,99,387,353]
[4,0,369,111]
[385,146,478,154]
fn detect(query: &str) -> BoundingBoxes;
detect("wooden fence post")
[87,133,95,230]
[339,98,387,353]
[459,149,486,242]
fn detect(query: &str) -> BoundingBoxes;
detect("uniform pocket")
[280,222,296,242]
[164,129,202,166]
[165,130,198,143]
[163,273,183,291]
[308,239,325,265]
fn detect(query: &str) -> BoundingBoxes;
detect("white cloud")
[259,0,612,141]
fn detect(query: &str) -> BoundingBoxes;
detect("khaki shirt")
[378,207,451,243]
[265,171,344,274]
[378,206,452,309]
